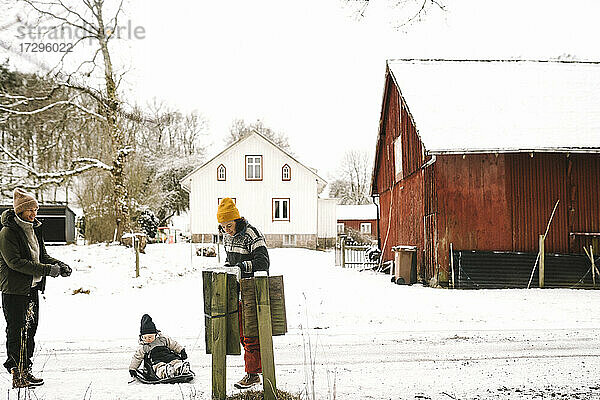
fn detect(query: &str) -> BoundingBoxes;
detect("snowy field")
[1,243,599,399]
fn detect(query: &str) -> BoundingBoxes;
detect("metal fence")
[335,235,378,269]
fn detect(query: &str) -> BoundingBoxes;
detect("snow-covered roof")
[180,129,326,188]
[387,59,600,153]
[337,204,378,221]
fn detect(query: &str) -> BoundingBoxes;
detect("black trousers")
[2,287,39,373]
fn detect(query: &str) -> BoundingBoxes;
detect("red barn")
[371,59,600,288]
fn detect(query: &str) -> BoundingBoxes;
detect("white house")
[180,131,337,249]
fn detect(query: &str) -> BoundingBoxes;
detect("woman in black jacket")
[0,189,71,388]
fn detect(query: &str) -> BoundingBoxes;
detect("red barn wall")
[434,154,513,280]
[375,73,426,278]
[434,152,600,282]
[373,70,600,285]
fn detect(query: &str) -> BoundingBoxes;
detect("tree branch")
[0,99,107,121]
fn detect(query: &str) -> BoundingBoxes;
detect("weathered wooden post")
[203,271,241,400]
[592,245,597,288]
[539,235,545,288]
[584,245,598,288]
[255,276,276,400]
[341,236,346,268]
[450,243,455,289]
[240,276,287,399]
[211,272,227,400]
[134,235,140,278]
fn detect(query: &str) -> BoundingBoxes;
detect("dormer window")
[282,164,291,181]
[217,164,226,181]
[245,155,262,181]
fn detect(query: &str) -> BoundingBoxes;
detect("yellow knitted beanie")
[217,198,240,223]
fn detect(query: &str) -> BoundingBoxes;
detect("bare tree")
[226,118,293,154]
[330,149,372,204]
[0,62,112,199]
[343,0,446,29]
[1,0,134,240]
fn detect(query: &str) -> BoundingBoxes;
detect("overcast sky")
[2,0,600,178]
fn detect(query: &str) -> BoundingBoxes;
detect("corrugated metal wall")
[569,154,600,252]
[506,153,569,253]
[452,250,595,289]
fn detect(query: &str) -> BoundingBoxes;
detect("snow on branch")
[0,99,107,121]
[0,143,113,191]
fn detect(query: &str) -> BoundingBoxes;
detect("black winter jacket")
[223,218,269,279]
[0,209,59,295]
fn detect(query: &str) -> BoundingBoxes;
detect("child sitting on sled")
[129,314,191,381]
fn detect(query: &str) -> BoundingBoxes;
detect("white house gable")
[182,131,332,248]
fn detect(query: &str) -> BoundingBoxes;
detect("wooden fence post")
[134,235,140,278]
[539,235,545,288]
[341,237,346,268]
[591,245,597,288]
[450,243,455,289]
[255,276,276,400]
[211,272,227,400]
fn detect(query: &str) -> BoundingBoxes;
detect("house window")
[218,197,236,205]
[282,164,291,181]
[283,234,296,246]
[360,222,372,234]
[217,164,226,181]
[394,137,403,181]
[337,223,344,234]
[245,155,263,181]
[272,198,290,221]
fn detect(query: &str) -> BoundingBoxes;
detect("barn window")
[394,137,403,180]
[337,223,345,234]
[246,155,263,180]
[360,222,372,234]
[272,198,290,221]
[217,164,226,181]
[282,164,291,181]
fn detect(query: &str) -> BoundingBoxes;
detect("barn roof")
[336,204,378,221]
[386,59,600,153]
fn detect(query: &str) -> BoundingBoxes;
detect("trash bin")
[392,246,417,284]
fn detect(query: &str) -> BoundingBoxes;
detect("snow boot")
[234,373,260,389]
[25,369,44,386]
[11,368,29,389]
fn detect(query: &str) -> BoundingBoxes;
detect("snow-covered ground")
[1,243,599,399]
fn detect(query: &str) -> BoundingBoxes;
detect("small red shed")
[336,204,378,238]
[371,59,600,288]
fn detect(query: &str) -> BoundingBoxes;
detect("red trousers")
[239,301,261,373]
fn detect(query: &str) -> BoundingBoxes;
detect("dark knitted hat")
[140,314,157,335]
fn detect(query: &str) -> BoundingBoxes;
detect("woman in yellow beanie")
[217,197,269,389]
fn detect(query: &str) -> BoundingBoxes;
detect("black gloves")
[237,261,251,274]
[58,261,72,277]
[129,369,137,378]
[48,264,60,278]
[180,349,187,360]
